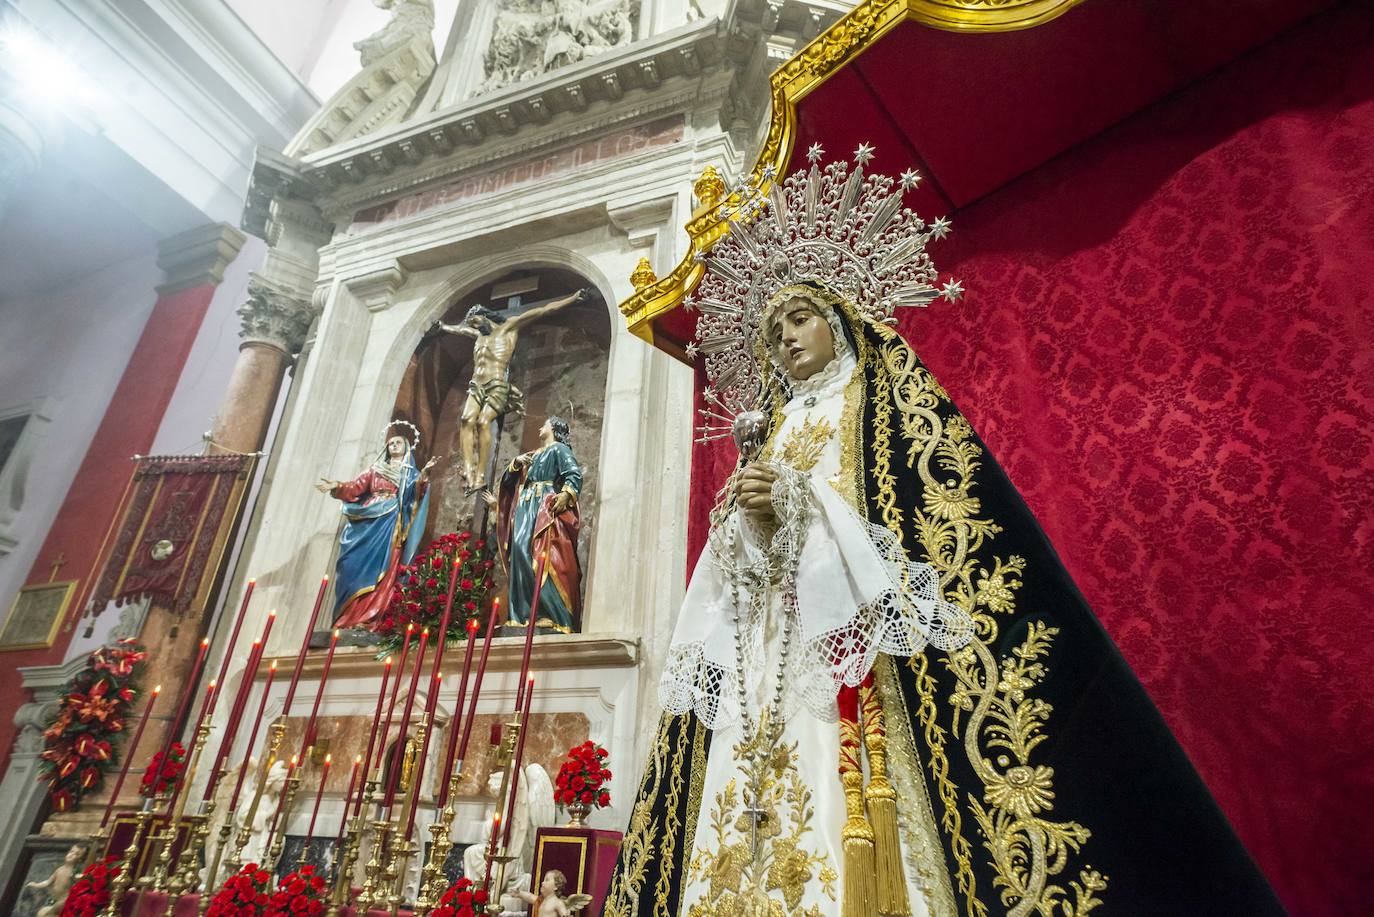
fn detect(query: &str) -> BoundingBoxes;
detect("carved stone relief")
[479,0,637,95]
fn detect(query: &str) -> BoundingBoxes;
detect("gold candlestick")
[164,801,212,916]
[415,774,463,914]
[385,837,417,917]
[484,851,517,917]
[329,779,375,915]
[227,720,286,871]
[101,805,155,917]
[267,763,303,865]
[357,817,393,912]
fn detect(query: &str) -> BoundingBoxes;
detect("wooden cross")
[48,552,66,582]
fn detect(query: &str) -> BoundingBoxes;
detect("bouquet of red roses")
[554,740,612,810]
[432,876,489,917]
[205,862,273,917]
[59,855,122,917]
[139,742,186,797]
[376,531,495,655]
[262,863,328,917]
[39,639,148,812]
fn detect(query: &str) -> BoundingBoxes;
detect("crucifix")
[48,552,66,582]
[434,281,593,490]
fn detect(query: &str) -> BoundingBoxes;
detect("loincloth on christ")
[467,377,525,417]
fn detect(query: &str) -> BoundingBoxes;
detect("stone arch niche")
[389,266,610,620]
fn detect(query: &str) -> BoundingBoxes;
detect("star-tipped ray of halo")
[899,169,922,191]
[940,279,965,303]
[806,143,825,163]
[853,142,876,165]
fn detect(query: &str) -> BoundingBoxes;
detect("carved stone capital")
[238,273,314,356]
[155,222,248,295]
[607,197,675,249]
[344,263,409,312]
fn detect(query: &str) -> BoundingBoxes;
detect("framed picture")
[0,580,76,650]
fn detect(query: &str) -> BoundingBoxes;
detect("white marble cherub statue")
[25,844,84,917]
[462,763,557,902]
[516,869,592,916]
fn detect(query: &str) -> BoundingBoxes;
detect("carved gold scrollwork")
[618,0,1087,343]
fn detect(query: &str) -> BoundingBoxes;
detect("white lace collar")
[784,350,856,409]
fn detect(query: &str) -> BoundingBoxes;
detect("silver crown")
[688,144,964,444]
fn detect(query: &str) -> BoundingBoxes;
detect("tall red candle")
[152,638,207,783]
[354,656,392,819]
[100,684,161,828]
[385,628,430,808]
[335,754,363,850]
[402,671,442,840]
[436,618,480,809]
[501,675,535,848]
[209,608,271,798]
[423,561,461,725]
[265,754,298,848]
[376,625,413,772]
[301,628,340,753]
[210,580,255,710]
[303,754,332,846]
[455,601,500,766]
[282,576,330,716]
[226,660,278,811]
[482,813,501,890]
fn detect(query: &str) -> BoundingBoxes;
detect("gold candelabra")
[327,779,374,917]
[483,851,517,917]
[414,773,463,915]
[100,803,156,917]
[357,817,394,912]
[386,716,431,916]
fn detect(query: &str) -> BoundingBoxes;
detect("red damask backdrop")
[687,7,1373,915]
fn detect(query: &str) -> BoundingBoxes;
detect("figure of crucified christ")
[436,287,590,489]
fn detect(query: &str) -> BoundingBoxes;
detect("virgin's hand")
[552,491,573,514]
[735,462,778,518]
[314,478,339,494]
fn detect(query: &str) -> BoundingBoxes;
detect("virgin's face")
[387,436,407,458]
[771,297,837,381]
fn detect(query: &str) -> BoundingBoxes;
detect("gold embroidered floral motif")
[686,722,837,917]
[760,415,836,473]
[874,338,1107,917]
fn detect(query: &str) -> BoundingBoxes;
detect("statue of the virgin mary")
[317,423,435,628]
[605,151,1285,916]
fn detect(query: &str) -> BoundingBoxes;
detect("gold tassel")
[863,676,911,916]
[839,685,877,917]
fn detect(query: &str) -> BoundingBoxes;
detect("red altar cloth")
[531,825,623,917]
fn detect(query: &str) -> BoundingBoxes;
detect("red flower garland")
[59,855,122,917]
[432,876,489,917]
[376,531,495,655]
[262,863,328,917]
[554,740,612,810]
[139,742,186,797]
[205,862,273,917]
[39,639,148,812]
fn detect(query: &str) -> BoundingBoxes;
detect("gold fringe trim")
[863,676,912,916]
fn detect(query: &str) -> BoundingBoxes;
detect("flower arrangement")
[139,742,186,798]
[262,863,328,917]
[39,639,148,812]
[205,862,273,917]
[432,876,489,917]
[555,740,612,813]
[59,855,122,917]
[376,531,495,655]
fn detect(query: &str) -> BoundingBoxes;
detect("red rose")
[598,790,611,806]
[460,578,473,590]
[572,776,585,790]
[581,790,595,804]
[463,601,476,612]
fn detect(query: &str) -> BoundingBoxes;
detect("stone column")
[207,275,314,454]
